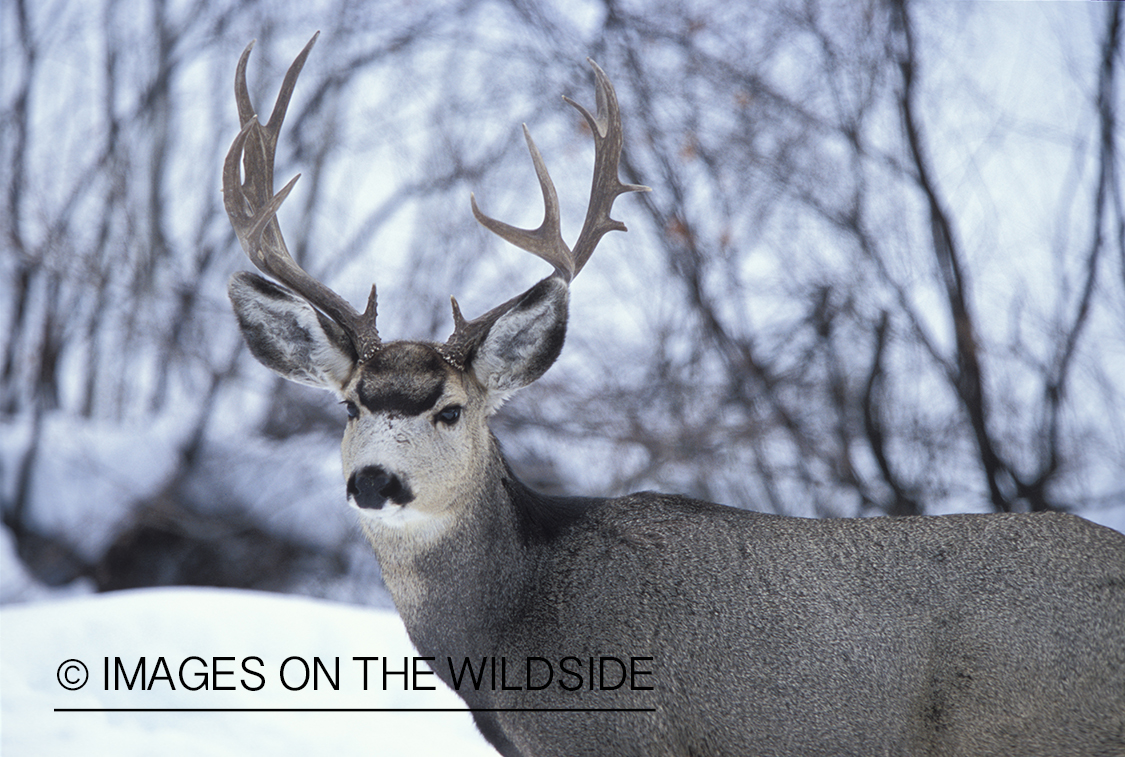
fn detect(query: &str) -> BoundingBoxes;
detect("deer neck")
[359,440,537,658]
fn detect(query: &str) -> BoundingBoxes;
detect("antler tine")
[564,59,651,277]
[470,59,650,284]
[223,32,382,363]
[470,125,574,280]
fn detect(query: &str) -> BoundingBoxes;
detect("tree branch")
[891,0,1013,511]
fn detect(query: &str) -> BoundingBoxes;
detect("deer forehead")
[350,342,469,417]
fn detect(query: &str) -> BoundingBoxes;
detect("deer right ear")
[228,271,357,391]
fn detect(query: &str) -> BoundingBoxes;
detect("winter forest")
[2,0,1123,605]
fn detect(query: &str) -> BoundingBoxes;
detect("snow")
[0,586,496,756]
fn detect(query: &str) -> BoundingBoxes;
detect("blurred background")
[2,0,1122,605]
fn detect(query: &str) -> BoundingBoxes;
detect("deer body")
[359,431,1125,757]
[224,35,1125,756]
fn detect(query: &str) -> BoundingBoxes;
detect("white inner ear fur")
[304,316,356,389]
[229,275,355,392]
[273,298,354,389]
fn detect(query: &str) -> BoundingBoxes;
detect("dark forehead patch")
[357,343,449,417]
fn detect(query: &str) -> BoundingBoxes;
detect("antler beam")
[445,59,649,368]
[470,59,649,283]
[222,32,382,362]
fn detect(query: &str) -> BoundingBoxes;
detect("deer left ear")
[470,276,568,408]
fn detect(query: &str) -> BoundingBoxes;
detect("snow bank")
[1,587,495,756]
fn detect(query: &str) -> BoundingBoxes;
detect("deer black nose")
[348,466,412,509]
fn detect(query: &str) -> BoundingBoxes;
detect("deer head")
[223,33,647,532]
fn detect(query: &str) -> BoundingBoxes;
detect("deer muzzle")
[347,466,413,509]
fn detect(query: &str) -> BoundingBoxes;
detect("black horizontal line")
[54,707,656,713]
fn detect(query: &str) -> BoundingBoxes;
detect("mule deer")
[223,33,1125,757]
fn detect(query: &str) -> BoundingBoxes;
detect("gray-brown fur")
[360,426,1125,756]
[224,37,1125,757]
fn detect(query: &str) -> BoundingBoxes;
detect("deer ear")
[470,276,568,409]
[228,271,356,391]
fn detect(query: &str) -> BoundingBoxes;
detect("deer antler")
[442,59,649,369]
[223,32,382,363]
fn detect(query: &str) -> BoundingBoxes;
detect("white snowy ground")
[1,585,496,756]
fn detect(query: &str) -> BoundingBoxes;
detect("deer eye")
[343,400,359,420]
[436,405,462,426]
